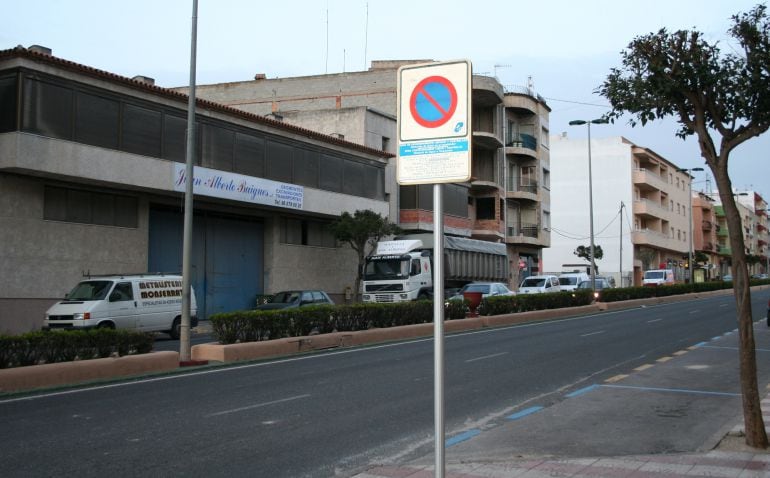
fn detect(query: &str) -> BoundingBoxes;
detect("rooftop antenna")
[493,63,511,79]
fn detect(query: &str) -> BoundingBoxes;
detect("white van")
[44,275,197,339]
[519,274,562,294]
[642,269,675,287]
[558,272,590,292]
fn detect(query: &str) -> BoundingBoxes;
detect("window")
[543,211,551,231]
[44,186,138,228]
[381,136,391,152]
[542,169,550,189]
[343,161,365,197]
[162,114,188,162]
[122,103,162,157]
[23,78,73,139]
[266,140,293,182]
[75,91,119,149]
[111,282,134,301]
[476,197,496,220]
[280,217,336,247]
[363,164,384,200]
[0,75,18,133]
[320,154,342,192]
[202,124,234,171]
[520,166,536,186]
[294,148,319,187]
[234,132,265,177]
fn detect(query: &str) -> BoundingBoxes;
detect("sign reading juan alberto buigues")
[173,163,303,210]
[397,60,472,185]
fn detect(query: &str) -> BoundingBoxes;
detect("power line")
[543,96,610,108]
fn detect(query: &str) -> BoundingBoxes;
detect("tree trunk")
[714,170,768,449]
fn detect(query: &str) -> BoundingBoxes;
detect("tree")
[599,4,770,448]
[327,210,401,301]
[574,244,604,272]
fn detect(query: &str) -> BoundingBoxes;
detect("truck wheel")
[418,292,429,301]
[97,321,115,330]
[169,317,181,340]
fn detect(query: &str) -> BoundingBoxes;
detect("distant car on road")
[448,282,515,301]
[722,275,733,282]
[576,278,612,301]
[519,275,561,294]
[255,290,334,310]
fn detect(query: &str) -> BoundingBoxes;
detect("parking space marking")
[581,330,605,337]
[602,384,740,397]
[605,374,628,383]
[506,406,544,421]
[656,356,673,363]
[445,429,481,447]
[647,319,662,323]
[634,364,654,372]
[673,350,688,356]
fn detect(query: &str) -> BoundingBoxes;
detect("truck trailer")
[361,233,509,303]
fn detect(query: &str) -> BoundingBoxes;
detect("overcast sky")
[4,0,768,199]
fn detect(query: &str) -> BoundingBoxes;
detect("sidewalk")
[352,318,770,478]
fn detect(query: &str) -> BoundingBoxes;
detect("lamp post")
[569,118,608,291]
[677,167,704,284]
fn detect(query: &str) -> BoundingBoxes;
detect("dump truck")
[361,233,509,303]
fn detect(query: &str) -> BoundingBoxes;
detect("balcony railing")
[507,180,538,195]
[506,133,537,151]
[508,223,539,238]
[702,220,713,231]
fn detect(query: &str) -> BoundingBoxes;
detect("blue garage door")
[148,208,263,319]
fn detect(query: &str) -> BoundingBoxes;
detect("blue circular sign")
[409,76,458,128]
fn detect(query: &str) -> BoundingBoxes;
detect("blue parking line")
[445,429,481,447]
[694,342,707,347]
[566,385,598,398]
[506,406,543,420]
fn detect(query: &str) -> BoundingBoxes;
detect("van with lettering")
[642,269,675,287]
[43,274,197,339]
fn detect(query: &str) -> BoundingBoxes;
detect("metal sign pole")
[433,183,445,478]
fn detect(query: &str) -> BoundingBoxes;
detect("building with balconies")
[692,192,719,280]
[186,61,552,290]
[546,136,690,286]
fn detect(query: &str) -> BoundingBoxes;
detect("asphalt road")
[1,291,768,477]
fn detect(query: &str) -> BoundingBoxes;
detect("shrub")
[0,329,154,369]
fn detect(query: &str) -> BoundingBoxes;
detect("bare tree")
[599,4,770,447]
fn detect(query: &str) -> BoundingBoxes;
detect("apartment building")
[691,192,719,281]
[545,135,691,286]
[186,62,552,289]
[0,46,391,333]
[716,191,770,277]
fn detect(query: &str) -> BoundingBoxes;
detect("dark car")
[255,290,334,310]
[576,278,611,301]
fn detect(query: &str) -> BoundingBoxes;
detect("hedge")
[210,291,594,345]
[601,278,770,302]
[0,329,154,369]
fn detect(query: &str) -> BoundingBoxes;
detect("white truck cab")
[361,240,432,303]
[44,274,197,339]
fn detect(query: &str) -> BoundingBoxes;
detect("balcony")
[718,244,732,255]
[633,199,669,221]
[506,222,546,246]
[507,180,538,201]
[633,168,668,192]
[702,220,713,231]
[473,130,503,150]
[632,228,687,252]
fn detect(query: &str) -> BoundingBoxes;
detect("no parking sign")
[397,60,472,185]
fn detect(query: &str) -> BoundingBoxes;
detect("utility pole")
[619,202,624,287]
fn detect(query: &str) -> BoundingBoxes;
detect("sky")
[4,0,768,199]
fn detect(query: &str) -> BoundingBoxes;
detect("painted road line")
[647,319,662,323]
[566,385,598,398]
[689,310,698,314]
[465,352,508,363]
[605,374,628,383]
[673,350,688,356]
[694,342,708,348]
[634,364,654,372]
[581,330,605,337]
[445,429,481,447]
[656,356,673,363]
[506,406,544,421]
[602,384,741,397]
[206,394,311,417]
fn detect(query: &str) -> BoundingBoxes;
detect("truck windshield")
[66,281,113,301]
[364,257,409,280]
[645,271,664,279]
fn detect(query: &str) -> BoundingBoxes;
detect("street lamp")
[677,167,704,284]
[569,118,608,291]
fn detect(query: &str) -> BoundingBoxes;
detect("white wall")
[545,135,635,286]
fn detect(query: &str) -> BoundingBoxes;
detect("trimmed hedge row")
[0,329,154,369]
[210,291,594,345]
[601,278,770,302]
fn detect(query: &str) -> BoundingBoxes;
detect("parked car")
[518,275,561,294]
[642,269,675,286]
[576,278,611,301]
[448,282,515,301]
[751,273,768,279]
[255,290,334,310]
[722,275,733,282]
[558,272,590,292]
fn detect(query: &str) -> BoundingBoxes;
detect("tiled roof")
[0,46,393,159]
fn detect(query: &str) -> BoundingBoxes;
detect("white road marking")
[647,319,662,323]
[465,352,508,363]
[206,394,311,418]
[581,330,605,337]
